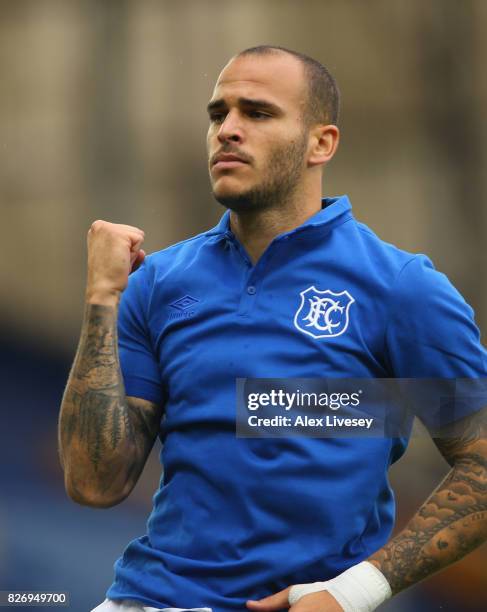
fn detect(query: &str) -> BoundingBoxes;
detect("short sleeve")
[386,255,487,427]
[118,260,164,406]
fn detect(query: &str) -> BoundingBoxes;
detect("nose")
[217,110,243,144]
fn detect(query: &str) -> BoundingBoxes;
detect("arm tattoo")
[369,407,487,594]
[58,304,162,504]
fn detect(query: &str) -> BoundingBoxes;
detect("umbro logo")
[170,295,200,311]
[168,295,200,319]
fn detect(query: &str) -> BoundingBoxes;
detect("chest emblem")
[294,286,355,339]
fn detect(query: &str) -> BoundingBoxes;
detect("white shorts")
[91,599,212,612]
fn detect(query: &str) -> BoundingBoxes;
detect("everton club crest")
[294,286,355,339]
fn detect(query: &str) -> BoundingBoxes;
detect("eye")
[248,110,270,119]
[209,112,226,124]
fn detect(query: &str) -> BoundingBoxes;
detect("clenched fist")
[85,220,145,306]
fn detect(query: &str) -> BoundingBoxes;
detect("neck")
[228,184,323,264]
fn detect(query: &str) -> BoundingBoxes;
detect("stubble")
[212,132,308,214]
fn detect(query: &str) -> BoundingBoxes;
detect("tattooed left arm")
[368,406,487,595]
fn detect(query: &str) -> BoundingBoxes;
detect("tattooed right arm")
[59,219,160,507]
[59,303,162,507]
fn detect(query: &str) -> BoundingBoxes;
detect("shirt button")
[247,285,256,295]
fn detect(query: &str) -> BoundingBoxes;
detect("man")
[58,46,487,611]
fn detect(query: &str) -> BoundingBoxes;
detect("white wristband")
[288,561,392,611]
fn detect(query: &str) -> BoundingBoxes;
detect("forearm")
[368,456,487,595]
[58,302,149,507]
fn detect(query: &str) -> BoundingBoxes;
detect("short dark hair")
[237,45,340,126]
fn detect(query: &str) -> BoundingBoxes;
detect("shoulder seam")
[356,224,374,236]
[382,255,423,372]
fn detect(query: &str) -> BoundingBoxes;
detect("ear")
[307,124,340,167]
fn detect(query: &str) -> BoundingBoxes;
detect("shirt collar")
[206,195,352,238]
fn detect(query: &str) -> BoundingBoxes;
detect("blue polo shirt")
[107,195,487,611]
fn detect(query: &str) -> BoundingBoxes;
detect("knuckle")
[90,219,105,232]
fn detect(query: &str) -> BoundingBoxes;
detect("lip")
[213,160,248,170]
[211,152,250,169]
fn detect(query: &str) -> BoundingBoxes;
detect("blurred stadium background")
[1,1,486,610]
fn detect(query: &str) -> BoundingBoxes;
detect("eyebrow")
[206,97,283,115]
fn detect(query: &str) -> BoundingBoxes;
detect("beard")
[211,132,308,214]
